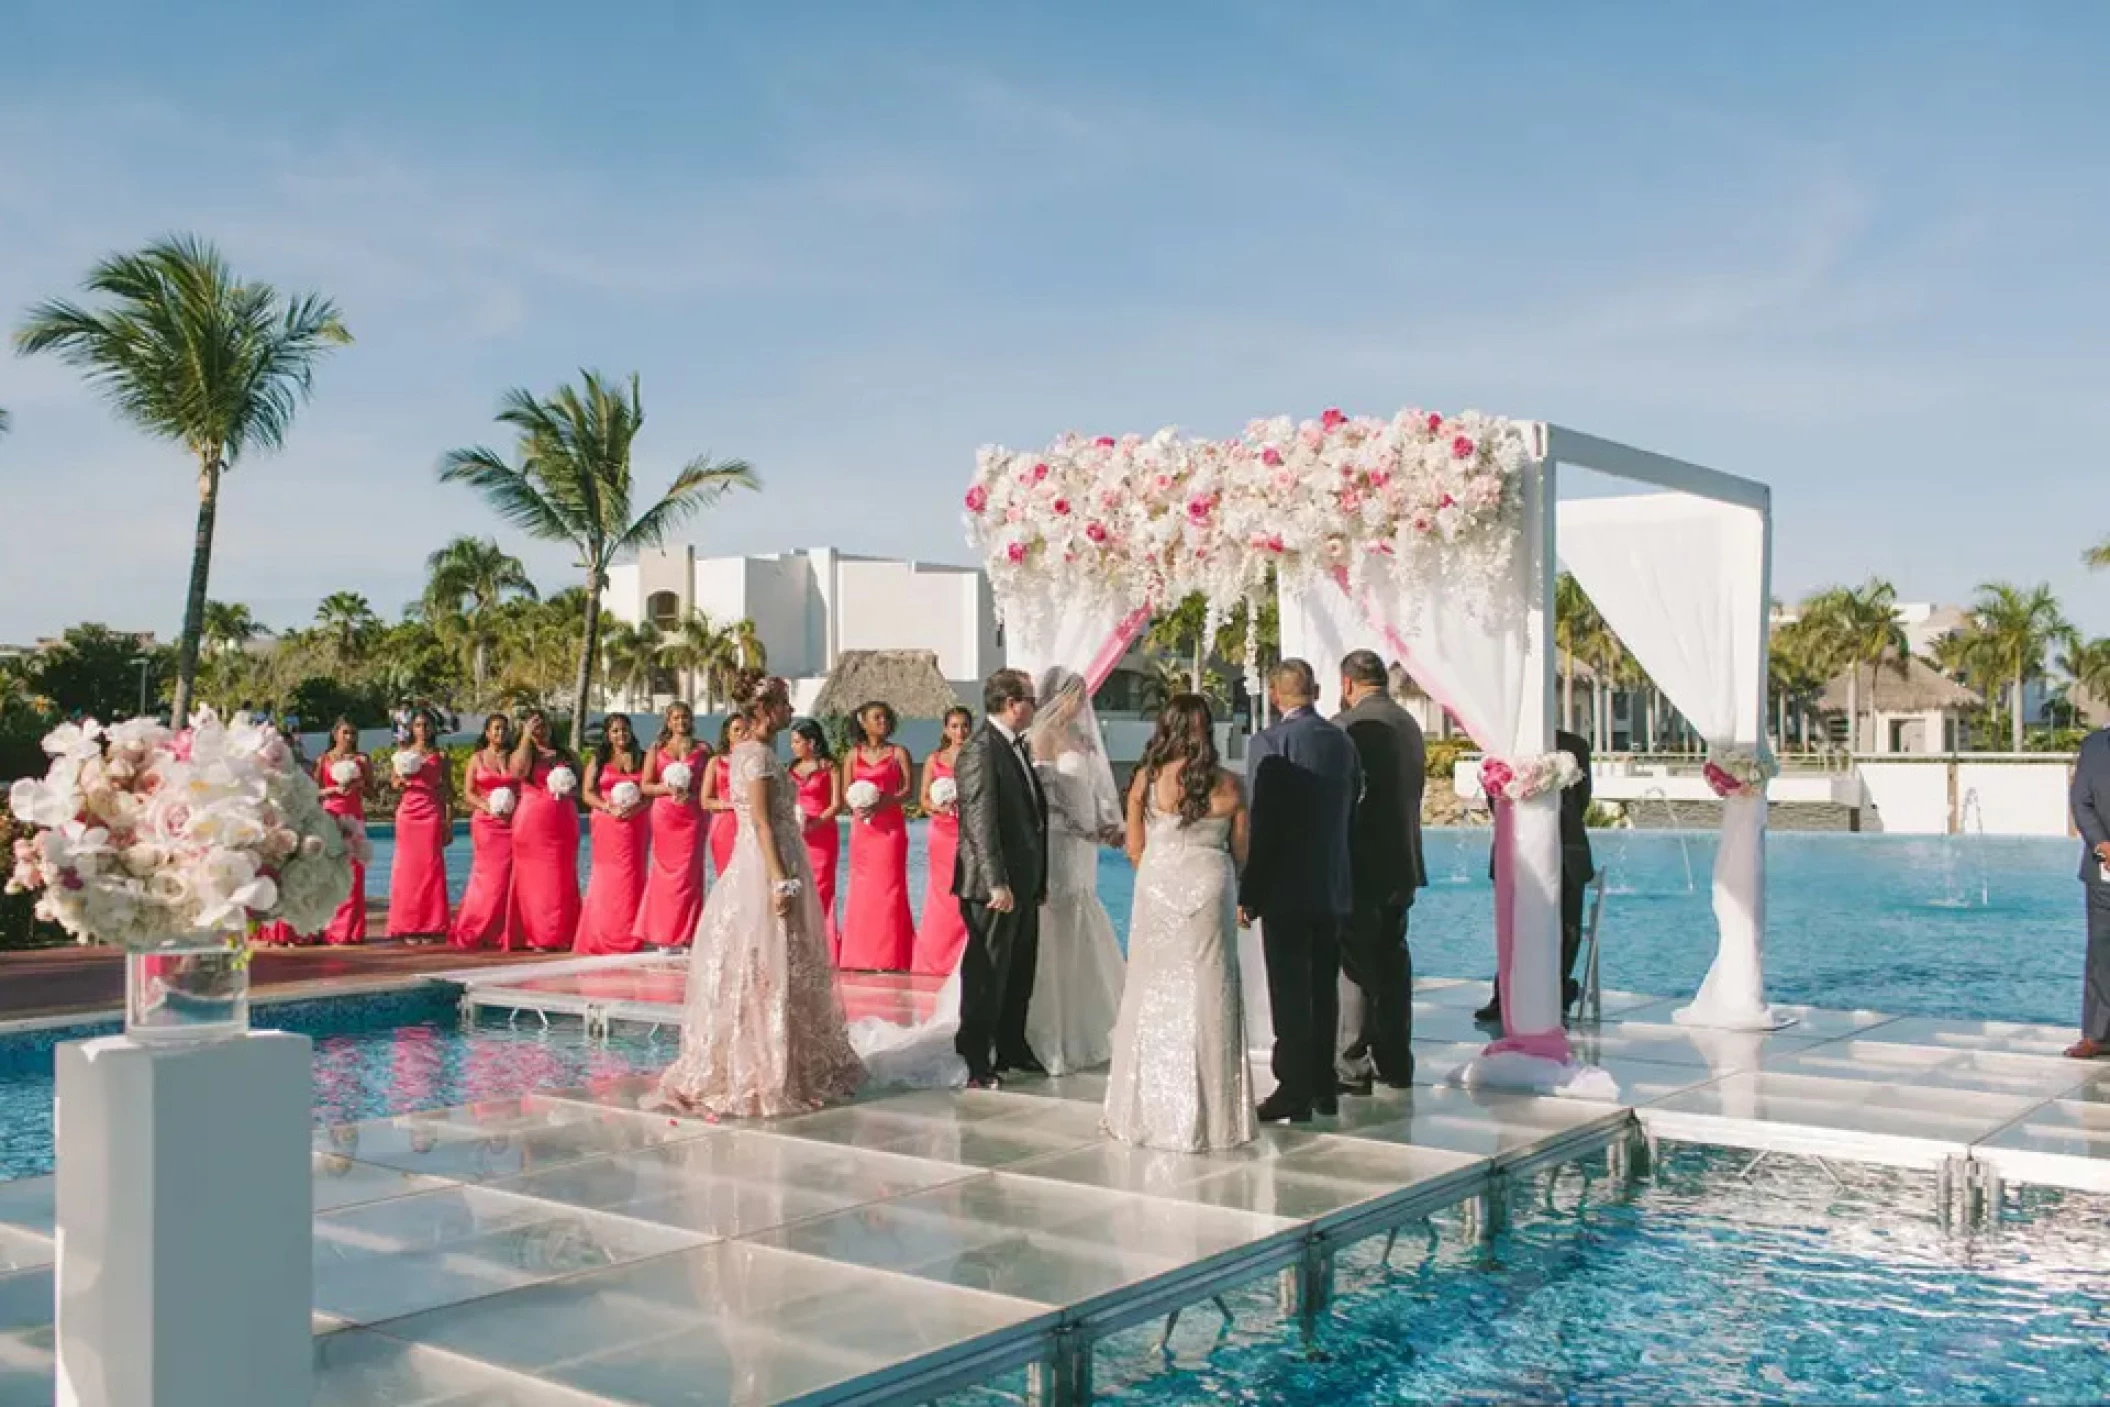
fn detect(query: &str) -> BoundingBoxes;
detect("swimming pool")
[374,824,2087,1027]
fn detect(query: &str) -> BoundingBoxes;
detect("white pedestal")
[56,1031,313,1407]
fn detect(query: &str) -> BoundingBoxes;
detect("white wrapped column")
[57,1031,313,1407]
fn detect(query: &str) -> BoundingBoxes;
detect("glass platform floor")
[0,966,2103,1404]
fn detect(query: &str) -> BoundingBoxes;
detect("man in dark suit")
[952,668,1048,1086]
[2064,727,2110,1059]
[1333,650,1427,1091]
[1239,659,1362,1123]
[1476,728,1596,1024]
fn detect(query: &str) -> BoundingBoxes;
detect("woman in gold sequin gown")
[655,675,866,1118]
[1102,696,1257,1153]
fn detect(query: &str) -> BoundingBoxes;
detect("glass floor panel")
[316,1331,625,1406]
[1847,1016,2081,1059]
[1763,1041,2102,1099]
[314,1184,708,1326]
[1326,1085,1630,1164]
[1646,1071,2044,1148]
[365,1240,1047,1406]
[767,1088,1110,1167]
[488,1128,981,1240]
[750,1170,1296,1308]
[317,1097,714,1184]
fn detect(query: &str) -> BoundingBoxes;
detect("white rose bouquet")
[391,749,422,780]
[6,711,356,949]
[486,786,517,818]
[328,759,361,788]
[662,760,694,798]
[609,780,643,813]
[546,765,578,799]
[845,779,881,822]
[929,777,959,810]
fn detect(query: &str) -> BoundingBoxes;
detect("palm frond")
[616,456,759,557]
[438,446,579,542]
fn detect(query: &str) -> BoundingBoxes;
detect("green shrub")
[1425,736,1473,780]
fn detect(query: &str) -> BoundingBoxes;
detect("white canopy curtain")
[1556,493,1784,1031]
[1000,600,1150,697]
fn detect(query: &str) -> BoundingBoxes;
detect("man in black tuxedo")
[1476,727,1596,1023]
[2064,725,2110,1060]
[1333,650,1427,1092]
[1239,659,1362,1123]
[952,668,1048,1087]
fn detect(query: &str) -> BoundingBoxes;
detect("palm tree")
[600,620,664,709]
[2053,636,2110,730]
[314,591,379,665]
[1966,582,2071,752]
[440,371,758,736]
[1144,595,1212,693]
[14,236,350,725]
[1801,580,1904,751]
[1553,572,1597,735]
[422,535,538,702]
[2086,537,2110,571]
[200,600,267,656]
[0,408,9,437]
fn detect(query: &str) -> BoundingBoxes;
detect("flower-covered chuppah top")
[6,710,362,949]
[963,407,1538,652]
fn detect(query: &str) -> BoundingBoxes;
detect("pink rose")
[1032,461,1050,482]
[1321,407,1347,431]
[964,485,989,513]
[169,732,194,763]
[1052,498,1071,516]
[1153,474,1174,493]
[1086,522,1108,544]
[1006,541,1027,564]
[1186,494,1214,523]
[1479,759,1515,796]
[1261,446,1284,467]
[1339,488,1363,512]
[1369,471,1390,489]
[1703,762,1742,799]
[1439,493,1455,509]
[1425,413,1443,434]
[1451,436,1475,460]
[1412,517,1431,533]
[1094,436,1116,448]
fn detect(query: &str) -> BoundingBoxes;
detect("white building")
[601,547,1003,716]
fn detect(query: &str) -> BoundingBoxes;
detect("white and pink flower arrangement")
[964,407,1537,652]
[546,765,578,799]
[1703,746,1778,799]
[486,785,517,818]
[5,711,358,950]
[845,779,881,820]
[661,760,694,797]
[1478,751,1584,804]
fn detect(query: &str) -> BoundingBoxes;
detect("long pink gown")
[508,752,582,952]
[317,753,368,946]
[450,759,517,951]
[911,751,968,975]
[655,741,865,1118]
[636,741,709,949]
[386,750,451,938]
[574,758,650,955]
[793,763,842,964]
[707,760,738,880]
[840,749,915,971]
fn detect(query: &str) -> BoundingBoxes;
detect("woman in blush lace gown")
[1023,667,1127,1075]
[1103,695,1257,1153]
[654,674,865,1120]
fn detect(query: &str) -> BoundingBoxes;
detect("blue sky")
[2,0,2106,641]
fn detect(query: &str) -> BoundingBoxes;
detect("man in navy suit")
[2065,727,2110,1059]
[1238,659,1362,1123]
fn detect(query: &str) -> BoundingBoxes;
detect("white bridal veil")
[1026,666,1123,844]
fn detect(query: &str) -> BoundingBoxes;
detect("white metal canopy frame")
[973,411,1779,1101]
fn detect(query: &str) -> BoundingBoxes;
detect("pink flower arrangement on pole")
[963,406,1536,646]
[6,711,358,950]
[1479,750,1583,803]
[1703,746,1778,799]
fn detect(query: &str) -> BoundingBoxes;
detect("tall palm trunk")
[473,637,489,703]
[1190,635,1203,694]
[2011,674,2025,752]
[1845,668,1860,753]
[571,566,602,749]
[168,454,223,725]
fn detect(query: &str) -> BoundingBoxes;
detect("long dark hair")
[521,708,574,763]
[480,712,512,753]
[854,700,897,747]
[789,717,833,765]
[596,712,640,771]
[1140,694,1219,825]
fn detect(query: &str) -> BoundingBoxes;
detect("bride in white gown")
[1022,667,1127,1075]
[847,666,1127,1086]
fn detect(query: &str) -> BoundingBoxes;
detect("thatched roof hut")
[810,650,962,719]
[1816,653,1981,714]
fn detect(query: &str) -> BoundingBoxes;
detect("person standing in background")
[2064,726,2110,1059]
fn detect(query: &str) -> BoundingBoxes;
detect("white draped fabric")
[1556,494,1784,1030]
[1279,535,1586,1085]
[1001,600,1149,697]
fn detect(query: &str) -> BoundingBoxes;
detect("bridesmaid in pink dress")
[506,709,582,952]
[385,709,452,941]
[911,706,973,975]
[788,719,843,963]
[450,714,519,950]
[636,702,710,949]
[701,715,748,882]
[839,702,916,971]
[315,718,370,946]
[574,713,651,955]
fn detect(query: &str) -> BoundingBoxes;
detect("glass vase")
[124,940,250,1045]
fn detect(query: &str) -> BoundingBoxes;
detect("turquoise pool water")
[374,825,2088,1029]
